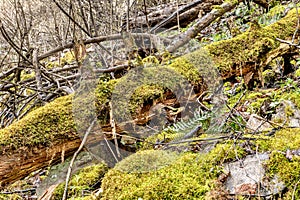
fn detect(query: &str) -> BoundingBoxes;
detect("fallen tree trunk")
[0,96,77,187]
[167,0,242,52]
[126,0,268,32]
[0,8,298,187]
[125,0,223,31]
[0,139,81,186]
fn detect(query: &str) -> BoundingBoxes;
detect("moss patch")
[253,128,300,198]
[281,89,300,109]
[51,163,108,200]
[257,128,300,152]
[101,143,245,199]
[95,50,211,119]
[0,95,76,153]
[0,194,22,200]
[266,152,300,199]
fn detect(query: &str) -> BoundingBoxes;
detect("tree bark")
[0,139,81,187]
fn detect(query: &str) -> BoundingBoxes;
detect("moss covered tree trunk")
[0,8,298,187]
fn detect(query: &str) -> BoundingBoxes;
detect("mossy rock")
[99,128,300,199]
[101,144,245,200]
[51,163,108,200]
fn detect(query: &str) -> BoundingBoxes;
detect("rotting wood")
[0,139,81,187]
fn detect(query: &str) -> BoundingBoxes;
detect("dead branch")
[167,0,242,52]
[38,33,170,61]
[62,118,97,200]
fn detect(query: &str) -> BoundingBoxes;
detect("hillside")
[0,0,300,199]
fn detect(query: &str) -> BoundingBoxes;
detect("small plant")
[167,108,210,132]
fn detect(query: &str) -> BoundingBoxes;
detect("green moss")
[262,69,276,85]
[257,128,300,151]
[204,9,298,78]
[46,61,60,69]
[168,57,202,84]
[249,98,268,113]
[0,95,76,152]
[101,143,245,199]
[142,56,160,67]
[266,151,300,199]
[51,163,108,200]
[95,50,209,119]
[281,90,300,108]
[141,129,178,150]
[129,84,164,111]
[20,70,35,81]
[266,4,286,19]
[238,128,300,198]
[114,150,180,173]
[60,51,76,65]
[70,196,96,200]
[285,104,294,117]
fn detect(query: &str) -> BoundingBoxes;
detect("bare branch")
[167,0,242,52]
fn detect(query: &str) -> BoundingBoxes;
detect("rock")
[224,153,285,197]
[246,114,273,132]
[272,100,300,127]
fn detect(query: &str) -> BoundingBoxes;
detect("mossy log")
[0,96,77,187]
[205,9,298,83]
[0,9,298,187]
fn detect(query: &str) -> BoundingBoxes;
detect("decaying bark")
[0,139,81,187]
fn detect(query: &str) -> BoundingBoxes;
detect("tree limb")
[167,0,242,52]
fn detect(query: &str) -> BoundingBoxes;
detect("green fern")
[167,108,210,134]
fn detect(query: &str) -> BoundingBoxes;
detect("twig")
[164,135,229,145]
[62,118,97,200]
[292,178,300,200]
[252,114,285,128]
[38,33,170,61]
[104,137,119,163]
[276,38,300,48]
[52,0,91,37]
[109,102,121,158]
[223,89,247,125]
[0,188,36,194]
[182,125,202,140]
[33,48,44,101]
